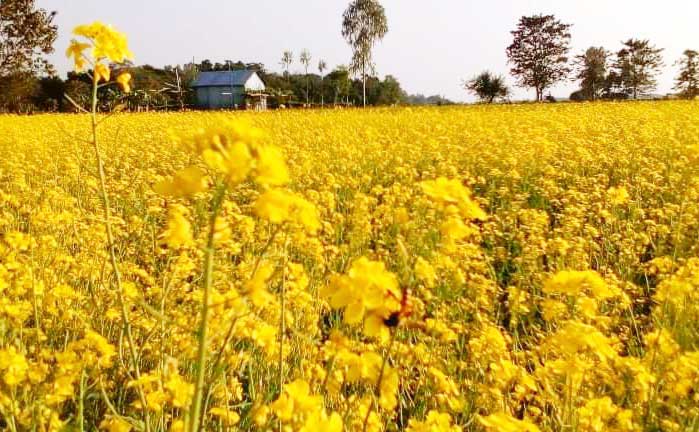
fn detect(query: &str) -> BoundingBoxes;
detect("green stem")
[78,369,85,432]
[362,329,397,432]
[189,182,227,432]
[277,233,289,432]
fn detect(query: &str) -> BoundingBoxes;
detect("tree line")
[0,0,454,113]
[3,1,696,113]
[464,14,699,103]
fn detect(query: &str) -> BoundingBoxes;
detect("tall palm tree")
[318,59,327,107]
[341,0,388,107]
[300,49,312,105]
[280,50,293,84]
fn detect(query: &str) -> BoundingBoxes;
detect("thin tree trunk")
[362,63,366,108]
[305,67,309,106]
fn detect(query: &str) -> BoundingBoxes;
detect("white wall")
[244,73,266,91]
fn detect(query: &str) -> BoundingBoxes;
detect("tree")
[506,14,572,102]
[318,59,327,106]
[35,75,64,111]
[342,0,388,107]
[280,50,293,83]
[200,59,213,72]
[403,93,454,105]
[163,66,196,110]
[674,49,699,99]
[574,47,609,101]
[327,66,351,105]
[375,75,405,105]
[300,49,311,105]
[0,72,38,112]
[63,71,91,111]
[612,39,663,99]
[0,0,57,76]
[463,71,510,103]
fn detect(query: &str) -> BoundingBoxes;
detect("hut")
[191,70,267,110]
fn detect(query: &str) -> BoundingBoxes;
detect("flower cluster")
[65,21,132,91]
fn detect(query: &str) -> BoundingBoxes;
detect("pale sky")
[40,0,698,101]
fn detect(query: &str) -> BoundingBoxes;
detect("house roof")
[191,70,258,87]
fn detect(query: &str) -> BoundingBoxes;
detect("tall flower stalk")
[188,181,227,432]
[66,21,150,431]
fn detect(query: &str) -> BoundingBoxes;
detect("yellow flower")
[270,379,322,422]
[607,186,630,205]
[415,257,436,287]
[180,123,257,173]
[322,257,400,336]
[254,189,320,233]
[94,63,111,83]
[116,73,132,93]
[84,330,116,368]
[254,145,290,186]
[406,411,460,432]
[243,262,276,307]
[543,270,615,299]
[73,21,134,63]
[99,416,132,432]
[209,407,240,425]
[161,205,193,249]
[421,177,487,220]
[226,141,255,183]
[169,420,185,432]
[578,397,636,432]
[478,412,540,432]
[379,367,399,410]
[0,346,28,386]
[65,39,90,72]
[153,166,208,197]
[300,410,343,432]
[164,373,193,408]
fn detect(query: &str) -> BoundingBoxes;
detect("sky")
[40,0,698,102]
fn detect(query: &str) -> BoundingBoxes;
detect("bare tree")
[506,14,572,102]
[342,0,388,107]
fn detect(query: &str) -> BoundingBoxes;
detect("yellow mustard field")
[1,102,698,432]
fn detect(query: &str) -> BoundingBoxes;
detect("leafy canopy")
[506,14,572,101]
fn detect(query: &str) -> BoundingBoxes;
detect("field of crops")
[1,102,698,431]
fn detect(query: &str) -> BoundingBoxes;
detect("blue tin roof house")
[191,70,267,110]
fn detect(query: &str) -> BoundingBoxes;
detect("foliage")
[403,93,454,105]
[674,49,699,99]
[463,71,510,103]
[300,49,312,104]
[506,14,572,102]
[280,50,293,78]
[0,72,39,112]
[610,39,664,100]
[573,47,609,101]
[0,0,57,76]
[318,59,328,106]
[342,0,388,107]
